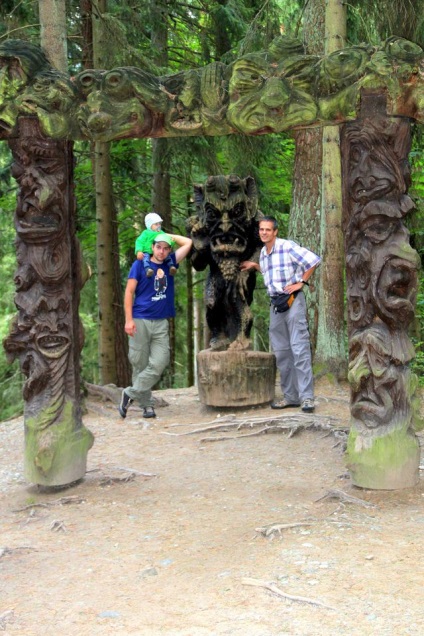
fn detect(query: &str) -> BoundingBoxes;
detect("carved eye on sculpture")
[360,216,398,244]
[323,47,370,81]
[349,144,361,167]
[384,36,423,62]
[75,70,104,96]
[230,59,267,95]
[229,202,246,220]
[103,70,133,99]
[204,204,221,221]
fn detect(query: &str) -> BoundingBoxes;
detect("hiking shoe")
[146,268,154,277]
[271,399,300,409]
[169,266,177,276]
[301,398,315,413]
[119,390,133,418]
[143,406,156,419]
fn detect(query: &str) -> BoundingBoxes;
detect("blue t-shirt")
[128,254,178,319]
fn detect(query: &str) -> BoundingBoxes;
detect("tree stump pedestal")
[197,350,276,407]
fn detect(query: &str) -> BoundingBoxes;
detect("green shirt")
[135,229,176,254]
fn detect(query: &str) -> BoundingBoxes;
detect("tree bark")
[38,0,67,71]
[314,0,347,379]
[92,0,131,386]
[290,0,325,353]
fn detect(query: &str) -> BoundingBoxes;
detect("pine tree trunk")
[94,144,117,383]
[150,1,175,386]
[290,0,325,353]
[92,0,131,386]
[314,0,347,378]
[38,0,67,71]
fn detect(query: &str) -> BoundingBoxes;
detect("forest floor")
[1,377,424,636]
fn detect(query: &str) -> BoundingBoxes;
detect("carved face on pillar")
[348,324,415,430]
[10,289,72,402]
[10,139,66,244]
[357,200,420,327]
[349,141,399,203]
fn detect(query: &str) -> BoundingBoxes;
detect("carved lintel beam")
[0,36,424,141]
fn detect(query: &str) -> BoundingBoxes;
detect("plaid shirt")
[260,238,321,296]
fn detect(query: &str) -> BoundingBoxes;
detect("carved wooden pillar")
[4,117,93,486]
[341,95,422,489]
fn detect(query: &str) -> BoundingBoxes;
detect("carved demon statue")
[187,175,262,351]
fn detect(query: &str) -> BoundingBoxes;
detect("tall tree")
[314,0,347,378]
[38,0,67,71]
[289,0,325,354]
[91,0,131,386]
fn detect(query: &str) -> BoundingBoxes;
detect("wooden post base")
[197,350,276,407]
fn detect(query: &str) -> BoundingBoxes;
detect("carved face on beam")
[317,46,373,96]
[0,40,51,132]
[74,68,167,140]
[17,70,80,138]
[227,53,318,134]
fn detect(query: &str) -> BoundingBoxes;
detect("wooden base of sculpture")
[197,350,276,407]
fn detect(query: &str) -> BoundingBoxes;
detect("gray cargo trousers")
[269,292,314,403]
[125,318,170,408]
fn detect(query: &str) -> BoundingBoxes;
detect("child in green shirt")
[135,212,177,276]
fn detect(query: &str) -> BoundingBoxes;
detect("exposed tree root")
[163,413,348,444]
[314,489,376,508]
[13,495,85,512]
[242,577,336,610]
[255,521,313,538]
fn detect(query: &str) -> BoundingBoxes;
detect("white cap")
[145,212,163,229]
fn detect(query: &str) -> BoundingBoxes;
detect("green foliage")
[0,146,23,420]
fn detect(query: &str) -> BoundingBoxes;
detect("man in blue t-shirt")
[119,231,192,420]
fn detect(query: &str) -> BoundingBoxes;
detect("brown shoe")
[271,399,300,409]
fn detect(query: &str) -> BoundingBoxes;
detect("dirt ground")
[1,377,424,636]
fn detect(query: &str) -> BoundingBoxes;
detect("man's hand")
[283,281,304,294]
[125,319,137,337]
[240,260,260,272]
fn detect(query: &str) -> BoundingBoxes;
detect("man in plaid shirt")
[241,216,321,412]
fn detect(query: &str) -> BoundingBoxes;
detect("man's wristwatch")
[301,279,309,286]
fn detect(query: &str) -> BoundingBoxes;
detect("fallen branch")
[13,495,85,512]
[314,489,376,508]
[255,522,313,538]
[50,519,67,532]
[242,577,336,610]
[0,546,37,559]
[99,473,138,486]
[116,467,157,477]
